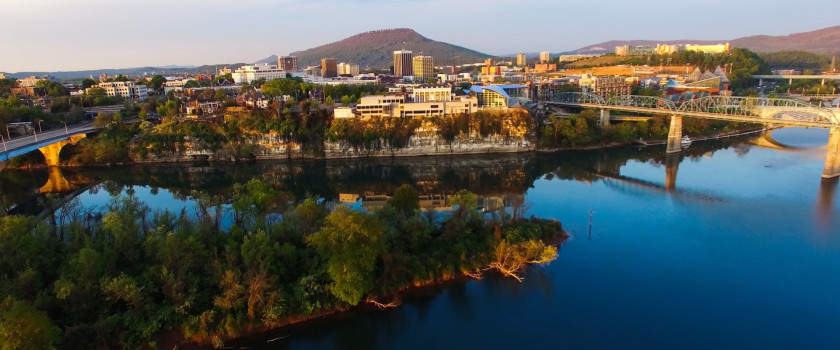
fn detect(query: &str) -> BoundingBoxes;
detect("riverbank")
[175,230,570,349]
[1,126,763,171]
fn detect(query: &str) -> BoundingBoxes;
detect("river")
[1,127,838,349]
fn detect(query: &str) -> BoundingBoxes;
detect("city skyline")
[1,0,840,72]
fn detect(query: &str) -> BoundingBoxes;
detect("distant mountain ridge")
[259,28,491,68]
[570,40,724,55]
[569,26,840,55]
[4,64,246,81]
[731,26,840,54]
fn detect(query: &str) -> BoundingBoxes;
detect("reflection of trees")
[5,131,761,217]
[732,143,753,157]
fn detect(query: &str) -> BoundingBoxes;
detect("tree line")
[0,181,561,349]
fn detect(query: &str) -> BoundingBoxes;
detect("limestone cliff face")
[133,133,533,163]
[134,117,534,163]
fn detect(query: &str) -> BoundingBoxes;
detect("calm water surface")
[2,128,838,349]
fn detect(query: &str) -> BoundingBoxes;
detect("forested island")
[0,181,564,349]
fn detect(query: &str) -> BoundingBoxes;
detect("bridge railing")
[550,93,839,125]
[677,96,839,124]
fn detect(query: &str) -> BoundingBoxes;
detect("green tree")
[0,298,60,350]
[86,87,106,96]
[147,75,166,91]
[82,78,96,89]
[388,184,419,215]
[92,112,114,128]
[306,206,385,305]
[214,89,227,101]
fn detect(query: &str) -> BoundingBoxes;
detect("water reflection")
[2,129,836,221]
[817,177,838,228]
[1,128,839,349]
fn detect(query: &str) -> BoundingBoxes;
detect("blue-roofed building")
[465,84,529,109]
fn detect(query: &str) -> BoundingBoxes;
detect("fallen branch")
[464,270,484,279]
[367,297,400,309]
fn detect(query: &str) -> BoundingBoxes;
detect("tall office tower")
[393,50,414,77]
[278,56,298,72]
[540,51,550,63]
[412,56,434,79]
[516,53,527,66]
[321,58,338,78]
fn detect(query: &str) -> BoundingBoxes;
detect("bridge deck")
[1,124,95,160]
[547,101,836,128]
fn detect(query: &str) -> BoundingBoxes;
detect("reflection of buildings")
[339,191,523,213]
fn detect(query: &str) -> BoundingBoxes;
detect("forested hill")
[731,26,840,55]
[569,26,840,56]
[261,28,491,68]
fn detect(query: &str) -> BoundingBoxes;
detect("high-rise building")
[321,58,338,78]
[278,56,298,72]
[539,52,550,63]
[336,63,360,76]
[394,50,413,77]
[413,56,434,80]
[516,53,527,66]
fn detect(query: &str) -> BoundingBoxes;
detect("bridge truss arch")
[605,95,677,111]
[676,96,840,125]
[552,92,678,111]
[553,92,606,105]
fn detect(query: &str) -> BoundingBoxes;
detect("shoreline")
[2,126,768,171]
[173,231,570,349]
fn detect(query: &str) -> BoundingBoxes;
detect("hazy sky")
[1,0,839,72]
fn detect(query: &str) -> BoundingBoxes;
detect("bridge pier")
[599,109,611,127]
[664,153,681,191]
[823,127,840,178]
[666,115,683,154]
[36,134,86,167]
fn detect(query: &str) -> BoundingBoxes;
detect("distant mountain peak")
[258,28,490,68]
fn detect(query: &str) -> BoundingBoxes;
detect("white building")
[231,64,287,84]
[411,86,452,102]
[355,94,477,118]
[18,75,56,88]
[87,81,148,99]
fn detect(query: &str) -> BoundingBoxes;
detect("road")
[1,122,96,155]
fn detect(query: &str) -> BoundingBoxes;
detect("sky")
[1,0,839,73]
